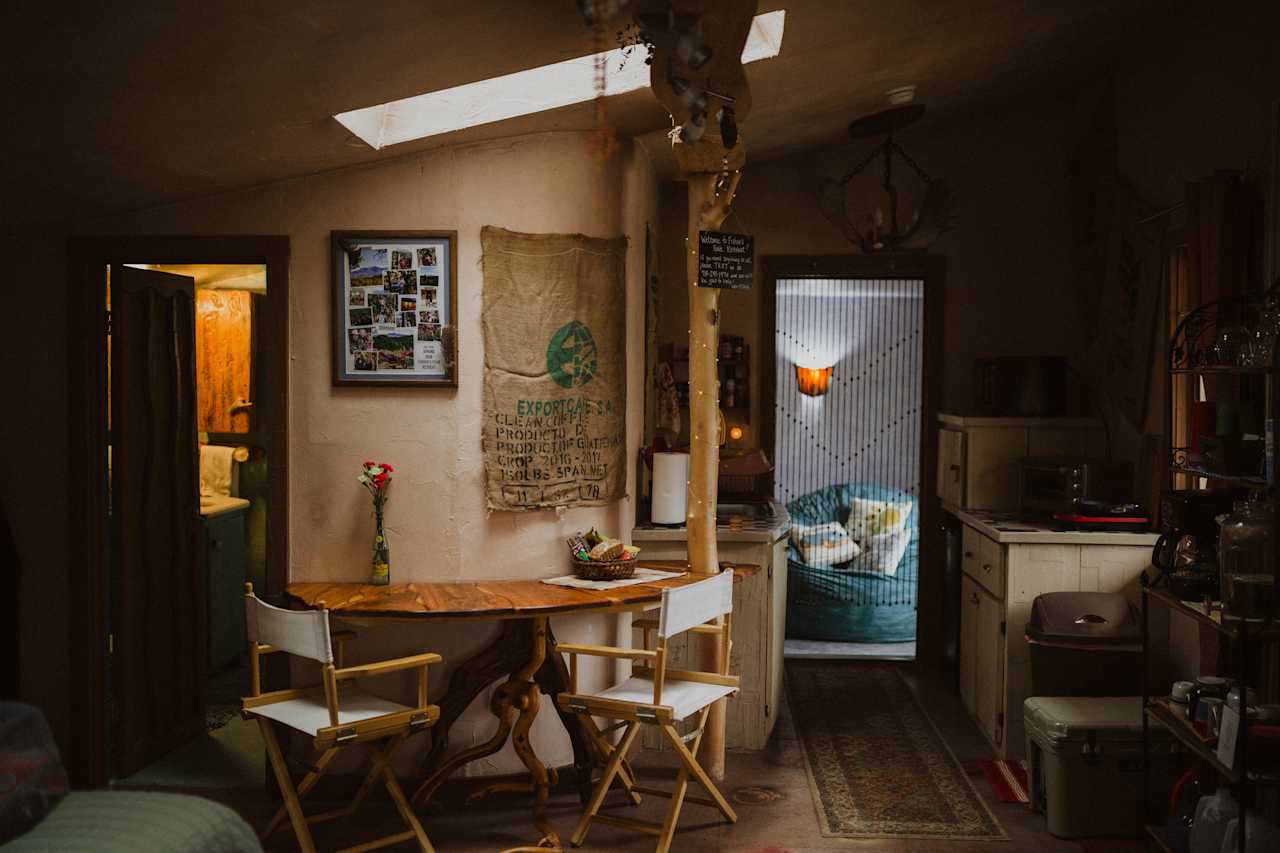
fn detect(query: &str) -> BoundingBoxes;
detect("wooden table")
[287,560,757,851]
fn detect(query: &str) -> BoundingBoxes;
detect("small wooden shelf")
[1145,698,1280,787]
[1145,584,1280,641]
[1168,464,1268,486]
[1145,698,1239,783]
[1170,366,1274,375]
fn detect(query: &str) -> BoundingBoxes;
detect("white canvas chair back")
[245,592,334,663]
[657,569,734,639]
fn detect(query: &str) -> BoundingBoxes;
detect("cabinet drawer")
[976,533,1006,599]
[961,525,1005,600]
[960,525,983,580]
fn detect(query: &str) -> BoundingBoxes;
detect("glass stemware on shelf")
[1191,289,1280,369]
[1245,290,1280,367]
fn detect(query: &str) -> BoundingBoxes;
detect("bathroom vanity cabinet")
[203,501,249,669]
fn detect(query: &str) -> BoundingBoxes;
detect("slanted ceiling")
[1,0,1152,228]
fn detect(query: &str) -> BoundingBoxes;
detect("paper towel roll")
[651,452,690,525]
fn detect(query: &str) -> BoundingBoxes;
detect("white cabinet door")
[965,427,1029,510]
[766,536,788,732]
[959,574,979,715]
[975,585,1006,749]
[937,428,965,506]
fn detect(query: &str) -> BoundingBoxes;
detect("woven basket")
[571,557,637,581]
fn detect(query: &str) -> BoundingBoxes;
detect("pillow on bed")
[844,497,913,542]
[842,527,911,576]
[790,522,861,567]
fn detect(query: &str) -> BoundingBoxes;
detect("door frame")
[760,254,946,670]
[66,235,290,787]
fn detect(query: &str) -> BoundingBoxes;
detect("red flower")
[374,473,389,486]
[382,463,395,473]
[363,460,374,468]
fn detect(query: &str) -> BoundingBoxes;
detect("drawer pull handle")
[982,563,992,572]
[963,551,975,558]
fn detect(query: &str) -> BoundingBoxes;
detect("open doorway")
[66,237,289,789]
[110,264,268,787]
[762,257,943,664]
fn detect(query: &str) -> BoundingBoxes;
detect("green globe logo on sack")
[546,320,598,389]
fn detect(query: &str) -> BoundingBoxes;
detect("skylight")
[335,10,786,150]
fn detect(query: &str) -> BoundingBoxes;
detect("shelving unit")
[670,335,751,424]
[1141,584,1280,850]
[1144,824,1176,853]
[1144,286,1280,852]
[1168,464,1268,487]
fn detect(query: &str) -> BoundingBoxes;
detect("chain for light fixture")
[819,99,954,253]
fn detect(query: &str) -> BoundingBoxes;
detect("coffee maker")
[1152,488,1246,585]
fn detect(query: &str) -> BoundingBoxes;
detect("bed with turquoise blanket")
[785,483,918,643]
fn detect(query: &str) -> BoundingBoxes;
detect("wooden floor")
[203,663,1142,852]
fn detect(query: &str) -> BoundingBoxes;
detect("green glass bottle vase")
[371,511,390,585]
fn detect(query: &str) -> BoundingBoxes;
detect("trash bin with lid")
[1025,590,1142,697]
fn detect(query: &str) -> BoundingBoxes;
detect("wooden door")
[110,265,203,777]
[959,574,978,714]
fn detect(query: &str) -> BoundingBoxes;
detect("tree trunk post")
[685,168,741,780]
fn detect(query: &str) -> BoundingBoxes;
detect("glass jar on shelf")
[1214,325,1251,367]
[1217,496,1276,620]
[1245,326,1275,367]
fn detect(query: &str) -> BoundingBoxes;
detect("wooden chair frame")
[556,608,738,853]
[242,584,442,853]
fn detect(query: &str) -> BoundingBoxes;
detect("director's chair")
[556,570,739,853]
[241,583,442,853]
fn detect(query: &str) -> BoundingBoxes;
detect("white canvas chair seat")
[595,675,735,720]
[241,584,440,853]
[250,685,412,736]
[556,570,738,853]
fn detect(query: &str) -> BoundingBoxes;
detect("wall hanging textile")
[481,226,627,511]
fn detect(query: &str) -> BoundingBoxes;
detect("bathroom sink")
[199,495,250,518]
[716,502,775,522]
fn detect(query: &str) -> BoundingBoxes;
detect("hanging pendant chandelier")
[820,93,953,253]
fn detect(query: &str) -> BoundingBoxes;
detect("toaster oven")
[1020,457,1133,515]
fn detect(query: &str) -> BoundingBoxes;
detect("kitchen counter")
[629,499,790,750]
[953,508,1160,546]
[631,500,791,544]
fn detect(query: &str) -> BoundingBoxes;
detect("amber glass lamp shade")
[795,365,833,396]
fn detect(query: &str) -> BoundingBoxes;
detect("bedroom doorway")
[762,257,943,663]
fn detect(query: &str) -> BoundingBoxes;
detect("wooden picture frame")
[332,230,458,387]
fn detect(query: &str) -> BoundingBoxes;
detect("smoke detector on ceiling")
[885,85,917,106]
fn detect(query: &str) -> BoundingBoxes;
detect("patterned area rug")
[787,662,1007,841]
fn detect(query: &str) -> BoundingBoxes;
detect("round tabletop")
[286,561,759,621]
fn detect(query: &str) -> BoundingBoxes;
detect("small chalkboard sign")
[698,231,754,290]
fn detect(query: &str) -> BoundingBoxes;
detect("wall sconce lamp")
[796,365,834,397]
